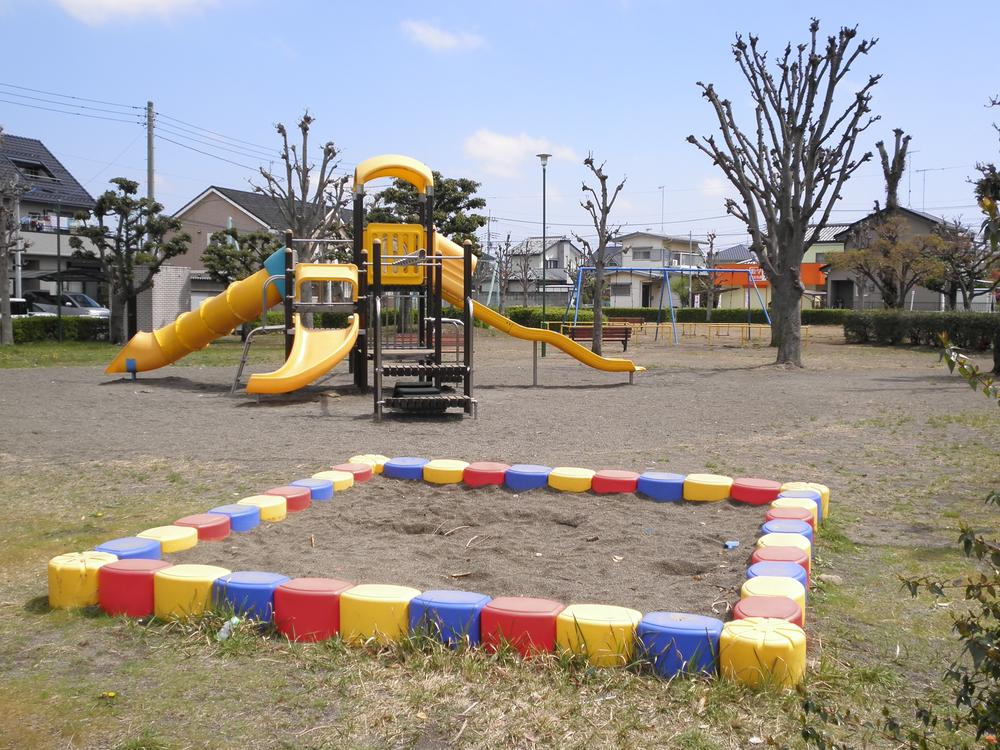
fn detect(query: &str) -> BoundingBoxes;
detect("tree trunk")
[110,292,128,344]
[771,274,803,366]
[705,282,714,323]
[591,262,604,355]
[127,295,138,340]
[0,250,12,345]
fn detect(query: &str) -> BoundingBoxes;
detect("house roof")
[832,206,943,240]
[0,134,95,210]
[813,223,851,243]
[510,236,576,256]
[615,230,704,247]
[714,243,755,262]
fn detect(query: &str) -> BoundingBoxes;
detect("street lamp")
[536,153,551,330]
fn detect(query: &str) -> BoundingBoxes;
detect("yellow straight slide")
[245,314,359,394]
[434,233,644,374]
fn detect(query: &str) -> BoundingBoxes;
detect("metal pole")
[56,203,62,342]
[283,230,294,360]
[537,153,550,356]
[146,101,154,203]
[352,190,365,388]
[573,266,583,325]
[463,239,473,413]
[666,270,679,344]
[532,340,538,386]
[654,268,667,342]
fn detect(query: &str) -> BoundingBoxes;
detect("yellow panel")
[137,525,198,554]
[423,459,469,484]
[153,564,231,620]
[48,551,118,609]
[683,473,733,502]
[757,532,812,558]
[741,576,808,625]
[312,470,355,492]
[781,481,830,518]
[237,495,287,522]
[340,584,421,644]
[364,224,427,286]
[720,617,806,687]
[771,497,819,528]
[349,454,389,474]
[555,604,642,667]
[548,467,596,493]
[295,263,359,300]
[354,154,434,193]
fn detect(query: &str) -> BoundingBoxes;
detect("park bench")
[563,325,632,352]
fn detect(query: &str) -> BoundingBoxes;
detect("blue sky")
[1,0,997,249]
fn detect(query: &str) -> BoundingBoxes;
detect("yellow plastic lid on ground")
[422,459,469,484]
[137,525,198,553]
[720,617,806,687]
[153,564,231,620]
[48,551,118,609]
[548,467,596,493]
[312,470,355,492]
[237,494,287,522]
[771,497,819,528]
[741,576,808,625]
[340,584,421,644]
[683,473,733,501]
[349,454,390,474]
[555,603,643,667]
[781,481,830,518]
[757,532,812,558]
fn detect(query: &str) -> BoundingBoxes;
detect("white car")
[25,291,110,318]
[10,298,56,318]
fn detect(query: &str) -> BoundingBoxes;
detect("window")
[814,253,826,264]
[11,159,56,181]
[610,283,632,296]
[632,248,652,260]
[546,259,558,269]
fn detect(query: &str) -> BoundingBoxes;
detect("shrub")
[12,316,109,343]
[842,311,1000,350]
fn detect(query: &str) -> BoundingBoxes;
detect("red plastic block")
[174,513,231,541]
[332,463,373,483]
[274,577,354,642]
[730,477,782,505]
[463,461,510,488]
[591,469,640,494]
[480,596,565,657]
[265,485,312,512]
[98,559,173,617]
[765,506,815,529]
[751,544,811,580]
[732,595,803,627]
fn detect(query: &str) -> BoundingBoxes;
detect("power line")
[0,89,143,118]
[155,110,273,152]
[155,124,271,162]
[0,82,141,111]
[491,213,731,228]
[153,117,275,160]
[0,98,143,125]
[155,134,257,171]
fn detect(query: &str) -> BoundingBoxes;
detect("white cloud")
[400,20,485,53]
[55,0,214,25]
[463,129,577,178]
[699,177,727,198]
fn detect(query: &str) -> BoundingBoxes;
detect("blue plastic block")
[761,518,814,544]
[262,247,287,296]
[383,457,429,480]
[125,358,137,374]
[408,590,492,648]
[504,464,552,492]
[208,503,261,532]
[747,561,809,591]
[290,478,334,501]
[637,612,724,678]
[213,571,291,622]
[777,489,823,523]
[95,536,162,560]
[636,471,685,502]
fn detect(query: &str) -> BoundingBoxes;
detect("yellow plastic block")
[312,470,355,492]
[771,497,819,528]
[757,532,812,558]
[548,467,596,493]
[741,576,808,624]
[423,459,469,484]
[720,617,806,688]
[339,584,421,644]
[137,525,198,553]
[781,481,830,519]
[153,564,231,620]
[48,551,118,609]
[349,454,389,474]
[683,473,734,502]
[555,604,643,667]
[237,494,287,522]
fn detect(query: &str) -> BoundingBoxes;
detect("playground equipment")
[104,155,644,417]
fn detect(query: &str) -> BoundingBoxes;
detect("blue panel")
[262,247,287,296]
[208,504,261,532]
[636,472,685,502]
[747,561,808,590]
[95,536,161,560]
[383,457,429,480]
[408,590,492,648]
[761,519,814,544]
[504,464,552,491]
[777,489,823,523]
[290,478,334,501]
[214,571,291,622]
[637,612,724,678]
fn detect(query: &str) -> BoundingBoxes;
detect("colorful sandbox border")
[47,455,828,688]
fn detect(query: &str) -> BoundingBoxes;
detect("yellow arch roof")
[353,154,434,193]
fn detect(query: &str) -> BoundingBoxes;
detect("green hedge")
[843,310,1000,350]
[12,316,109,343]
[501,306,848,327]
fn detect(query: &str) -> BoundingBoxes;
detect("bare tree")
[688,20,880,366]
[701,231,720,321]
[877,128,911,211]
[925,220,1000,311]
[0,128,26,345]
[492,232,515,313]
[512,239,534,308]
[576,153,625,355]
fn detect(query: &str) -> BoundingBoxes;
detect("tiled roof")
[0,134,95,210]
[714,243,754,262]
[211,185,294,230]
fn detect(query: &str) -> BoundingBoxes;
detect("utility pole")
[146,101,155,203]
[658,185,665,234]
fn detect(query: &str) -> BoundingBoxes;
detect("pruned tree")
[699,231,722,321]
[512,239,534,307]
[828,215,942,308]
[975,96,1000,371]
[688,19,880,366]
[70,177,190,343]
[924,219,1000,311]
[492,232,515,313]
[0,128,26,346]
[575,153,625,355]
[877,128,911,211]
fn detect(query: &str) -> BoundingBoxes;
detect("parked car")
[24,291,110,318]
[9,297,56,318]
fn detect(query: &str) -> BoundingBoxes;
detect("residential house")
[606,231,704,308]
[823,207,951,310]
[506,235,583,308]
[1,134,99,299]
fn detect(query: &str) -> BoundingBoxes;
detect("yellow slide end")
[246,314,360,394]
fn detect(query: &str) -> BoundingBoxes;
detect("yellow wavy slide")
[434,233,644,374]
